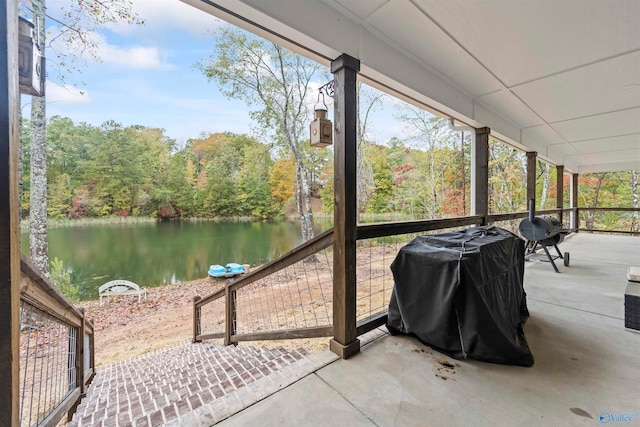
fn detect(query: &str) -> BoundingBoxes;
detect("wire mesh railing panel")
[579,210,638,233]
[487,219,522,236]
[234,248,333,335]
[562,209,573,229]
[355,223,493,323]
[83,332,91,375]
[355,233,419,322]
[198,293,226,338]
[19,301,77,427]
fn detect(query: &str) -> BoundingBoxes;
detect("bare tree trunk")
[632,170,638,232]
[356,84,381,213]
[296,163,318,262]
[29,0,49,275]
[18,108,23,216]
[586,172,607,230]
[300,165,315,240]
[294,160,314,239]
[289,135,315,244]
[540,163,549,209]
[427,148,437,218]
[461,132,466,215]
[356,138,373,213]
[499,168,510,212]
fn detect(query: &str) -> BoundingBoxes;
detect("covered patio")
[2,0,639,426]
[218,232,639,426]
[177,0,640,367]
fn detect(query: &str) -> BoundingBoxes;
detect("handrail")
[579,228,640,235]
[20,255,84,326]
[194,229,334,344]
[536,208,563,215]
[578,207,639,212]
[194,206,638,348]
[486,209,563,223]
[194,211,566,345]
[577,206,640,235]
[194,288,225,312]
[356,215,484,240]
[199,209,591,309]
[19,254,95,427]
[229,228,334,293]
[197,229,334,306]
[228,326,334,343]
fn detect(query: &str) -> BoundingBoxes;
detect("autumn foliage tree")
[197,26,326,242]
[20,0,143,274]
[21,113,638,234]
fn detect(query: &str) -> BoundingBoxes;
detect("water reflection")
[21,220,330,301]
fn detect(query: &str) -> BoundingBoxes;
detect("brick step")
[69,342,308,427]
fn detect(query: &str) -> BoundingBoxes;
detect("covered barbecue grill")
[387,226,534,366]
[519,199,569,273]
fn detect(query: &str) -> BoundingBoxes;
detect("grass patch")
[20,216,157,230]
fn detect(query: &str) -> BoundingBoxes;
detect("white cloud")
[81,30,171,69]
[98,40,169,69]
[44,0,223,39]
[46,81,91,104]
[108,0,224,37]
[48,25,171,70]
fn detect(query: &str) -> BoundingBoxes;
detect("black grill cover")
[387,226,534,367]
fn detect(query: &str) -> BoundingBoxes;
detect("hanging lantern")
[310,107,332,147]
[310,80,334,148]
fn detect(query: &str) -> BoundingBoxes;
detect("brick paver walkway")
[68,341,335,426]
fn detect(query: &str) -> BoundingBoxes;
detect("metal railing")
[562,207,577,231]
[194,207,638,347]
[194,216,490,344]
[19,255,94,427]
[578,207,640,235]
[485,208,572,234]
[354,215,486,335]
[194,229,335,344]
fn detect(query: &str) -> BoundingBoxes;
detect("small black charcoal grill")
[519,199,569,273]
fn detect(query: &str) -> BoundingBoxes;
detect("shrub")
[50,257,79,303]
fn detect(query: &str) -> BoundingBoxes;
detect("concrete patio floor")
[218,233,640,426]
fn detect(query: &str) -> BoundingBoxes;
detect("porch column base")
[330,338,360,359]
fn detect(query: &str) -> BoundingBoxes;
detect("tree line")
[20,117,302,220]
[16,0,638,298]
[20,0,144,273]
[21,115,638,232]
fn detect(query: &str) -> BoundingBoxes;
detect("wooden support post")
[526,152,537,207]
[556,165,564,221]
[472,127,490,223]
[231,290,237,344]
[330,54,360,359]
[78,309,86,394]
[68,308,86,421]
[556,165,564,208]
[571,173,579,230]
[193,296,202,343]
[0,2,21,425]
[89,319,95,377]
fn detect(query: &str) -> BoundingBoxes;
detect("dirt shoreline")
[79,279,213,366]
[80,278,328,367]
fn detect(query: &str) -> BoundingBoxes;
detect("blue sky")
[36,0,258,147]
[30,0,408,148]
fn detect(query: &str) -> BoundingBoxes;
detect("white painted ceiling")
[184,0,640,174]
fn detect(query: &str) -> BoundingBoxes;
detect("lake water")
[21,220,329,301]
